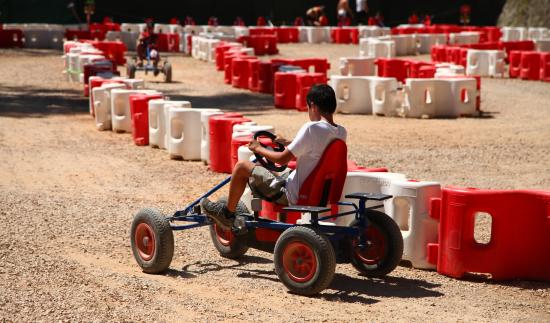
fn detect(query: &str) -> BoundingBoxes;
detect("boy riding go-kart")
[130,84,403,295]
[126,19,172,82]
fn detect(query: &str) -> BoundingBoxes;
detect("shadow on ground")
[0,84,88,118]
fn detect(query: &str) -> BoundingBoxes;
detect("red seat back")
[297,139,347,206]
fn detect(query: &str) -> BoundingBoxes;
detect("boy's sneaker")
[200,198,235,230]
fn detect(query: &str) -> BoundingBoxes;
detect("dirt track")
[0,45,549,322]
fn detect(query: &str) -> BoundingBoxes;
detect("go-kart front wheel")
[130,208,174,274]
[208,197,249,259]
[348,210,403,277]
[163,62,172,83]
[274,226,336,296]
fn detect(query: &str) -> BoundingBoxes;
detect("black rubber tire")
[274,226,336,296]
[349,210,404,277]
[127,62,136,79]
[208,197,249,259]
[163,62,172,83]
[130,208,174,274]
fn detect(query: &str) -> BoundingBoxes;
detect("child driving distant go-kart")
[201,84,348,229]
[136,19,159,70]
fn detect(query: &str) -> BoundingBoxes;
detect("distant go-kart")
[127,46,172,83]
[130,131,404,296]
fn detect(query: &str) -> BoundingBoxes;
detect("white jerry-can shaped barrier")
[466,49,505,77]
[487,50,506,77]
[337,172,408,226]
[120,78,145,89]
[168,107,203,160]
[120,23,140,33]
[358,26,391,38]
[369,76,400,116]
[339,57,375,76]
[206,39,221,63]
[359,38,396,58]
[200,110,224,164]
[416,33,446,54]
[110,89,160,133]
[501,26,527,41]
[449,32,480,45]
[92,83,126,131]
[384,180,441,269]
[528,27,547,41]
[434,63,465,77]
[380,35,416,56]
[233,124,274,136]
[447,78,477,116]
[307,27,330,43]
[191,36,201,59]
[330,76,372,114]
[403,79,438,118]
[148,100,192,149]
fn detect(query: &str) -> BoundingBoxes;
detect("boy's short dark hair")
[306,84,337,114]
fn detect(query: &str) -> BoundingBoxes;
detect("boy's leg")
[227,160,255,212]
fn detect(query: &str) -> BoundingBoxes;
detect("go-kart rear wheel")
[208,197,249,259]
[348,210,403,277]
[130,208,174,274]
[163,62,172,83]
[274,226,335,296]
[127,61,136,79]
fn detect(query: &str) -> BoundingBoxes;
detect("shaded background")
[0,0,506,26]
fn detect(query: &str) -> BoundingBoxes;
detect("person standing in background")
[355,0,368,25]
[337,0,354,26]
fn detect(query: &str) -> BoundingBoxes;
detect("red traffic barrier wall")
[295,72,327,111]
[65,30,93,41]
[232,57,259,89]
[239,35,278,56]
[130,93,163,146]
[248,60,275,93]
[274,72,298,109]
[156,33,179,52]
[376,58,409,83]
[0,29,23,48]
[85,40,127,66]
[509,50,523,78]
[331,27,354,44]
[519,51,541,81]
[209,114,251,173]
[275,27,299,43]
[215,43,240,71]
[428,187,550,281]
[500,40,535,63]
[249,27,276,36]
[541,53,550,82]
[224,53,254,84]
[83,62,118,97]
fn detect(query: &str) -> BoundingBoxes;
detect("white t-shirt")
[286,120,347,205]
[356,0,367,12]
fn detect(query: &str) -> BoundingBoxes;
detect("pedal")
[232,215,248,236]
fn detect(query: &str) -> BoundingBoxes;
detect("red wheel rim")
[282,241,317,283]
[214,224,233,246]
[135,222,156,261]
[354,226,386,265]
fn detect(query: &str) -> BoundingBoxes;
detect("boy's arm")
[248,140,295,165]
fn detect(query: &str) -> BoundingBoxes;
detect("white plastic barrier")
[120,23,141,33]
[200,110,224,163]
[22,29,64,49]
[184,25,202,35]
[527,27,548,41]
[234,26,250,38]
[449,32,480,45]
[77,54,107,83]
[168,107,201,160]
[416,34,447,54]
[337,172,407,226]
[359,38,396,58]
[358,26,391,38]
[111,89,160,133]
[306,27,330,43]
[434,63,465,77]
[385,180,441,269]
[370,77,400,117]
[330,76,372,114]
[199,38,221,62]
[148,100,192,149]
[339,57,375,76]
[105,31,139,51]
[403,78,477,118]
[120,78,145,89]
[214,26,236,36]
[380,35,416,56]
[93,83,126,131]
[233,124,274,136]
[466,49,505,77]
[298,26,308,42]
[501,26,527,41]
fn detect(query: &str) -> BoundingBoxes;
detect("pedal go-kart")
[130,131,404,295]
[127,46,172,83]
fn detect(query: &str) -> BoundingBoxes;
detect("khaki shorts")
[248,166,290,205]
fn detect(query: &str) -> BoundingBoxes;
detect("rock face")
[498,0,550,27]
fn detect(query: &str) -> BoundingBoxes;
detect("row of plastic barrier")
[237,34,278,55]
[501,26,549,42]
[509,51,550,82]
[330,75,479,118]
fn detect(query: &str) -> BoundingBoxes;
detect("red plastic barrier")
[376,58,409,83]
[249,27,276,36]
[519,51,541,81]
[541,53,550,82]
[85,40,127,66]
[500,40,535,63]
[293,58,330,76]
[350,28,359,44]
[257,61,274,93]
[431,45,447,63]
[239,35,278,56]
[295,73,327,111]
[156,33,179,52]
[484,27,501,43]
[428,187,550,281]
[509,50,523,78]
[215,43,240,71]
[274,72,298,109]
[232,57,258,89]
[209,114,251,173]
[0,29,23,48]
[331,28,353,44]
[224,52,254,84]
[65,30,93,41]
[130,93,163,146]
[275,27,299,43]
[83,61,118,97]
[408,61,436,78]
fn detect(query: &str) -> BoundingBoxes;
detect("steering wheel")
[253,131,287,172]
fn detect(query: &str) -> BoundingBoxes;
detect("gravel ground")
[0,45,549,322]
